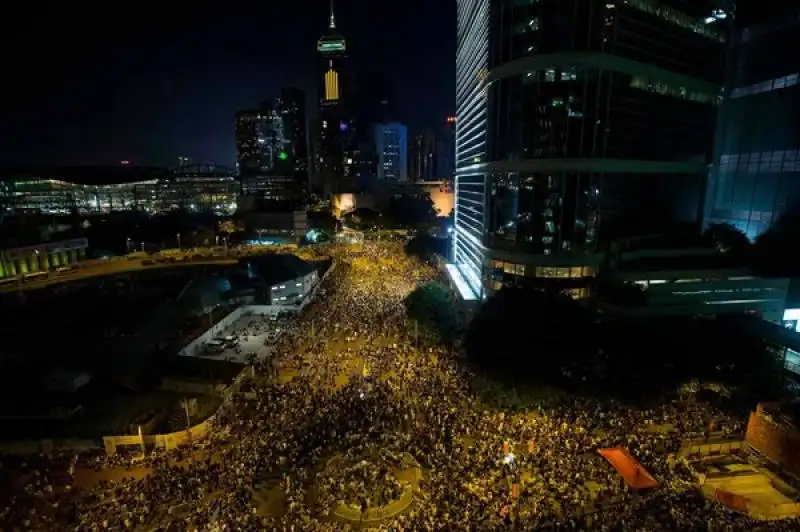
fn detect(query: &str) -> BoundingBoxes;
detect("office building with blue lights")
[704,10,800,240]
[374,122,408,181]
[451,0,731,301]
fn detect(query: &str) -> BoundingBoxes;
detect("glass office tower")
[453,0,729,299]
[704,10,800,240]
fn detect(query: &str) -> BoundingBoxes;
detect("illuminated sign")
[325,69,340,101]
[317,41,345,53]
[278,151,288,161]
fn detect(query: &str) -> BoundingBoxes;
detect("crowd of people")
[2,241,800,531]
[315,445,407,514]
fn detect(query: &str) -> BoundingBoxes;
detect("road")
[0,256,237,293]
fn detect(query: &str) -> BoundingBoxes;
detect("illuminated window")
[325,69,340,101]
[623,0,726,42]
[630,75,721,104]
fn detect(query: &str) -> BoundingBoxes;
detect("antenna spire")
[329,0,336,29]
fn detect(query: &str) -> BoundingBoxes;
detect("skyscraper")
[315,0,349,197]
[236,94,306,205]
[235,109,270,178]
[452,0,730,300]
[278,87,309,198]
[436,117,457,181]
[374,123,408,181]
[410,131,437,181]
[704,10,800,240]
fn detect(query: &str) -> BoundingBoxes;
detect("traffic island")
[316,451,421,527]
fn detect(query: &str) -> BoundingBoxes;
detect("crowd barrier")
[327,451,419,526]
[679,439,745,458]
[103,365,252,456]
[103,411,218,456]
[332,490,415,525]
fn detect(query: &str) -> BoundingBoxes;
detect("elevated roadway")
[0,255,238,293]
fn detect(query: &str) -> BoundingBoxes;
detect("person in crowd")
[2,242,797,531]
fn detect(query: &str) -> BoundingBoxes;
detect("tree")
[343,208,382,230]
[703,223,750,254]
[306,209,339,235]
[385,193,439,230]
[464,285,597,387]
[751,212,800,276]
[404,234,442,263]
[217,219,238,235]
[404,281,460,344]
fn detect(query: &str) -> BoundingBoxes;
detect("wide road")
[3,242,778,531]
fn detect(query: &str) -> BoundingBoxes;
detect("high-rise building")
[436,117,457,181]
[704,10,800,240]
[410,131,437,181]
[451,0,730,300]
[315,0,349,197]
[374,123,408,181]
[277,87,309,199]
[236,96,305,205]
[235,109,270,176]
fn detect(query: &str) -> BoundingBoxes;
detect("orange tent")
[598,447,659,490]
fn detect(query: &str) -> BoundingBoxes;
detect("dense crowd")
[2,241,800,531]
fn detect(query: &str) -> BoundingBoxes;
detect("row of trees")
[398,229,789,402]
[462,284,787,401]
[343,194,441,232]
[704,215,800,276]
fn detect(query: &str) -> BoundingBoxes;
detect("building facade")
[437,116,457,181]
[236,97,307,205]
[0,237,88,279]
[704,10,800,240]
[452,0,730,300]
[235,109,274,176]
[279,87,309,184]
[315,2,350,197]
[374,123,408,181]
[1,165,238,216]
[410,131,437,181]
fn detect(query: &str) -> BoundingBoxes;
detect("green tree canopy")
[343,208,382,230]
[404,281,459,344]
[703,222,751,255]
[306,208,339,234]
[464,285,597,387]
[385,193,439,230]
[404,234,443,263]
[752,212,800,276]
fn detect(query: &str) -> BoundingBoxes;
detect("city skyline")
[0,1,455,169]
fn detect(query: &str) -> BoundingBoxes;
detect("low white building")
[240,253,320,305]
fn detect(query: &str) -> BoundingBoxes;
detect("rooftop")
[240,253,317,286]
[0,165,165,185]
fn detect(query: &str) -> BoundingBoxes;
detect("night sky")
[0,1,455,169]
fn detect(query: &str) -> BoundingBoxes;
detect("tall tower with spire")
[313,0,350,197]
